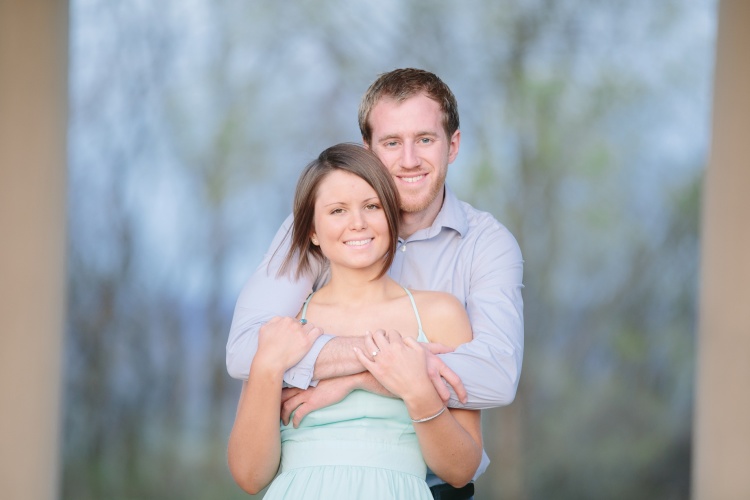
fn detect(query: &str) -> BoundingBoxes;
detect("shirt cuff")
[282,333,335,389]
[473,449,490,480]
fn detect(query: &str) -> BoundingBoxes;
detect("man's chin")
[398,187,443,214]
[399,200,432,214]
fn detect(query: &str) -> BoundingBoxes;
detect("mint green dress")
[263,288,433,500]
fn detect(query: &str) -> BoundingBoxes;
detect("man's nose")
[400,142,421,169]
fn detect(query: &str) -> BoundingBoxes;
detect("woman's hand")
[353,329,434,402]
[254,316,323,373]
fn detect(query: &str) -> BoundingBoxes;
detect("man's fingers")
[292,404,310,428]
[440,364,468,404]
[281,394,304,425]
[429,369,452,402]
[424,350,467,404]
[385,329,403,343]
[371,329,388,349]
[281,387,302,404]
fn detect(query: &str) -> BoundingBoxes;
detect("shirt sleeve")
[225,215,334,388]
[441,225,524,410]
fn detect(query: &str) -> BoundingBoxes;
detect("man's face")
[367,93,460,215]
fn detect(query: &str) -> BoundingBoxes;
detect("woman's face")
[311,169,391,275]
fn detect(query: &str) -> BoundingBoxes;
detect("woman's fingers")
[364,331,382,360]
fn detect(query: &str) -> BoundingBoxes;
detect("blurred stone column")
[0,1,68,499]
[693,1,750,499]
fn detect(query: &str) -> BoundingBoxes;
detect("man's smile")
[398,174,427,183]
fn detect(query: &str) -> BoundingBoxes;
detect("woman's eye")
[365,204,380,210]
[331,208,344,214]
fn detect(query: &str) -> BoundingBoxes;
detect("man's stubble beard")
[398,169,447,214]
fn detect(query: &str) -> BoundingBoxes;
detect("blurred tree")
[65,2,195,498]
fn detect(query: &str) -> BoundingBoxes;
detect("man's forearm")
[311,336,368,381]
[440,335,523,410]
[351,370,396,398]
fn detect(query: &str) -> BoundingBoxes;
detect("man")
[227,68,524,499]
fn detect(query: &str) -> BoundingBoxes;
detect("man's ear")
[448,129,461,164]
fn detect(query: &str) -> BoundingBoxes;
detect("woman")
[228,143,482,498]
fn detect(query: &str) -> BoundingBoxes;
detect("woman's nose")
[349,210,367,230]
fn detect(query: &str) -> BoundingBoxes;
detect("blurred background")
[62,1,716,498]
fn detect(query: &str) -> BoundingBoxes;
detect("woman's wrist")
[410,405,447,423]
[249,355,287,381]
[403,392,445,421]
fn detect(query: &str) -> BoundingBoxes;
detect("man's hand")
[423,342,468,405]
[280,376,357,428]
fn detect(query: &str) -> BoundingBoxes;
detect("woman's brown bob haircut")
[279,143,400,280]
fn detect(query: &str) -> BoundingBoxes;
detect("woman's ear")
[311,234,319,246]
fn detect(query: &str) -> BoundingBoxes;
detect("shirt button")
[401,244,407,252]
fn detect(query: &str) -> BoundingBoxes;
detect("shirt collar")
[407,186,467,241]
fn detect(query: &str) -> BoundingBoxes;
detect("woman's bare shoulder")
[408,290,471,347]
[409,289,463,309]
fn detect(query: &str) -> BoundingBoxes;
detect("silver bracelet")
[410,406,447,423]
